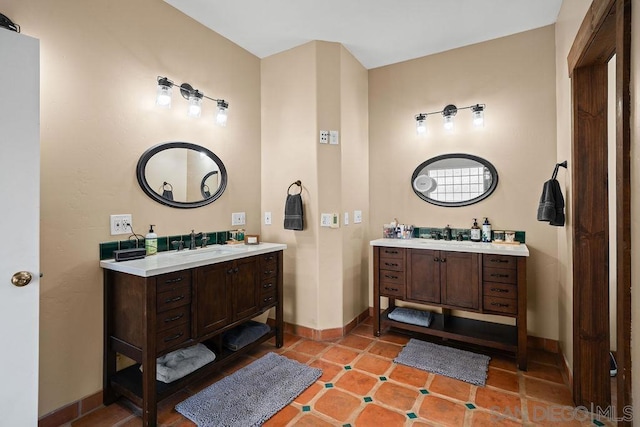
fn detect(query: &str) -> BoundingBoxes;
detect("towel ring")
[162,181,173,191]
[287,180,302,195]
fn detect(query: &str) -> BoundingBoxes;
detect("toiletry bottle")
[482,217,492,242]
[470,218,481,242]
[145,225,158,255]
[443,224,452,241]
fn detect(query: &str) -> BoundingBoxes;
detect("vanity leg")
[516,257,528,371]
[103,271,118,404]
[142,350,158,426]
[275,251,284,348]
[373,247,381,337]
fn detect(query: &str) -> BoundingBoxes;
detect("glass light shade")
[443,114,454,130]
[472,109,484,127]
[188,95,202,118]
[156,84,172,108]
[216,107,228,126]
[416,118,426,135]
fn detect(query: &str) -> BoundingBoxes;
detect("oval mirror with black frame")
[136,142,228,208]
[411,153,498,207]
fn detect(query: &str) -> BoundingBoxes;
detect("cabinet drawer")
[379,257,404,272]
[157,322,191,353]
[261,263,277,280]
[483,254,517,270]
[380,247,404,259]
[260,292,277,308]
[157,305,190,332]
[484,282,517,299]
[483,267,517,284]
[260,279,277,297]
[380,269,404,285]
[380,283,405,298]
[260,252,278,264]
[156,270,192,293]
[483,296,517,315]
[157,283,191,313]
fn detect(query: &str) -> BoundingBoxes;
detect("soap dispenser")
[145,225,158,255]
[482,217,492,242]
[470,218,481,242]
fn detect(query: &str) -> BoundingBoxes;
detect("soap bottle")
[145,225,158,255]
[470,218,481,242]
[482,217,492,242]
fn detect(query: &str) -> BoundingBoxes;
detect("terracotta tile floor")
[66,318,616,426]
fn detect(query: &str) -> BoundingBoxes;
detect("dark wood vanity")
[372,239,528,370]
[101,245,285,427]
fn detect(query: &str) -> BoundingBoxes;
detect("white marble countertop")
[100,242,287,277]
[370,238,529,257]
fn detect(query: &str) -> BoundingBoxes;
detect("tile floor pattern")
[66,318,617,427]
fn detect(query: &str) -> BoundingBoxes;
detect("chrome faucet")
[189,230,198,250]
[171,238,185,251]
[201,233,209,248]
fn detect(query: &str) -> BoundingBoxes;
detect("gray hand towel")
[153,343,216,383]
[537,179,565,226]
[284,193,304,230]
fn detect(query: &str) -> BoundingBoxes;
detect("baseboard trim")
[284,308,370,340]
[38,390,103,427]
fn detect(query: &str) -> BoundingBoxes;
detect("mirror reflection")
[411,153,498,207]
[136,142,227,208]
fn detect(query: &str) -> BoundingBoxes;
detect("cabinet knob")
[164,277,183,284]
[165,295,184,303]
[384,262,398,267]
[163,332,184,342]
[234,267,239,273]
[263,296,274,303]
[384,274,398,279]
[164,313,184,323]
[491,302,510,308]
[490,258,508,263]
[490,288,509,293]
[490,273,509,278]
[384,287,398,292]
[263,283,273,289]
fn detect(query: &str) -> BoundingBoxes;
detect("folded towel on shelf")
[537,179,565,226]
[222,320,271,351]
[388,307,434,328]
[154,343,216,383]
[284,193,304,230]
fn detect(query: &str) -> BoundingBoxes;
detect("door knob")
[11,271,33,287]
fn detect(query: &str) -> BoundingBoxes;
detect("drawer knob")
[264,270,274,275]
[263,283,273,289]
[490,288,509,293]
[263,296,274,303]
[165,295,185,303]
[164,313,184,323]
[384,262,398,267]
[163,332,184,342]
[384,274,398,279]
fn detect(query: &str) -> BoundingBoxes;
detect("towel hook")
[287,180,302,195]
[551,161,567,180]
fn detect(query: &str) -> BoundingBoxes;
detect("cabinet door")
[407,249,441,304]
[194,261,232,337]
[441,251,480,310]
[232,256,260,320]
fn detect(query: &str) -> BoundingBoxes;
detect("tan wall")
[261,42,369,330]
[368,26,559,339]
[0,0,262,416]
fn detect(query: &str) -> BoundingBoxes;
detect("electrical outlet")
[344,212,349,225]
[319,130,329,144]
[329,130,339,145]
[264,211,272,225]
[320,213,332,227]
[110,214,132,235]
[231,212,246,226]
[354,210,362,224]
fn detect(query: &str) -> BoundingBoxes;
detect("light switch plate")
[329,130,339,145]
[232,212,246,226]
[320,213,332,227]
[354,210,362,224]
[344,212,349,225]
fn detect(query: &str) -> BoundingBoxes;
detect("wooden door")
[232,256,260,320]
[0,30,40,425]
[407,249,441,304]
[441,251,480,310]
[194,261,232,338]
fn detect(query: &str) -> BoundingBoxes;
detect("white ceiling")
[164,0,563,70]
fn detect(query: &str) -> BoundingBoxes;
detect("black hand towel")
[537,179,565,226]
[284,193,304,230]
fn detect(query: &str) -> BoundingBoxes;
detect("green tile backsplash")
[99,230,231,260]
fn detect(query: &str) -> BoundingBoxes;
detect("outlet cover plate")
[320,213,332,227]
[354,210,362,224]
[110,214,132,235]
[264,211,272,225]
[319,130,329,144]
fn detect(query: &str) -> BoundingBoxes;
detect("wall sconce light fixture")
[415,103,485,135]
[156,76,229,126]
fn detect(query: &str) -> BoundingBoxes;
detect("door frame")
[567,0,631,419]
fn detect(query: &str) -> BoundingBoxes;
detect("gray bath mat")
[175,352,322,426]
[394,338,490,386]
